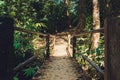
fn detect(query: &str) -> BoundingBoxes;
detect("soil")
[32,35,87,80]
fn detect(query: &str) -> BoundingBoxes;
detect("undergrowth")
[75,35,104,80]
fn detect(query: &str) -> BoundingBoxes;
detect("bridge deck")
[32,36,86,80]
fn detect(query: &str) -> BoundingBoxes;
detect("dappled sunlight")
[32,36,85,80]
[52,43,68,57]
[1,0,118,79]
[32,38,46,50]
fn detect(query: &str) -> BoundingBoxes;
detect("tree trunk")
[65,0,69,16]
[0,17,14,80]
[76,0,86,32]
[109,0,120,17]
[64,0,71,28]
[104,0,120,80]
[90,0,100,50]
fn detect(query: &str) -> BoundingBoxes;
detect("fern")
[13,76,19,80]
[24,67,36,78]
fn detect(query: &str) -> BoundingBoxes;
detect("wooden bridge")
[0,17,120,80]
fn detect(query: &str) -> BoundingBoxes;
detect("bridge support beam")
[104,17,120,80]
[0,17,14,80]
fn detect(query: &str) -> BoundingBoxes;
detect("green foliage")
[69,1,79,27]
[0,0,78,33]
[0,0,105,79]
[24,67,36,78]
[75,35,104,79]
[77,36,90,55]
[85,15,92,31]
[76,36,104,65]
[13,77,19,80]
[43,1,68,33]
[13,30,46,79]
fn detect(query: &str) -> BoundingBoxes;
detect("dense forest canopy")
[1,0,119,80]
[0,0,80,80]
[0,0,80,33]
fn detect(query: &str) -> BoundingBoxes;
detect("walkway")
[32,35,85,80]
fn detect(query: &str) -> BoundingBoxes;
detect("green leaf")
[13,76,19,80]
[0,1,5,6]
[24,67,36,78]
[14,41,21,49]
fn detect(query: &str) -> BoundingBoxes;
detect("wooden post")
[68,35,70,49]
[0,17,14,80]
[53,36,56,49]
[73,36,76,58]
[46,34,50,58]
[67,35,71,56]
[104,17,120,80]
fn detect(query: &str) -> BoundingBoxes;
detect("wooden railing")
[0,17,14,80]
[0,17,55,80]
[1,17,119,80]
[67,28,104,76]
[13,27,56,73]
[73,28,104,37]
[13,55,37,73]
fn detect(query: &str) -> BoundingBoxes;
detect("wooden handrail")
[71,28,104,76]
[78,51,104,75]
[74,28,104,37]
[13,27,52,72]
[13,50,45,73]
[51,28,104,37]
[13,55,37,72]
[14,27,55,37]
[14,27,47,36]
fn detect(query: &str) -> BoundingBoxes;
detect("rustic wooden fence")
[67,28,104,76]
[67,16,120,80]
[13,27,55,72]
[0,16,120,80]
[0,17,55,80]
[0,17,14,80]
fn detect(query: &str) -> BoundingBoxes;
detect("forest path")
[32,35,86,80]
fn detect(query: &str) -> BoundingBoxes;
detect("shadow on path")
[32,36,87,80]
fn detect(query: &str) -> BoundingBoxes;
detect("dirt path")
[32,36,85,80]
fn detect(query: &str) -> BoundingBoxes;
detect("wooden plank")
[0,17,14,80]
[104,17,120,80]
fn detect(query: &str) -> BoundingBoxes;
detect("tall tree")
[109,0,120,17]
[104,0,120,80]
[90,0,100,50]
[64,0,71,28]
[76,0,86,32]
[65,0,69,16]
